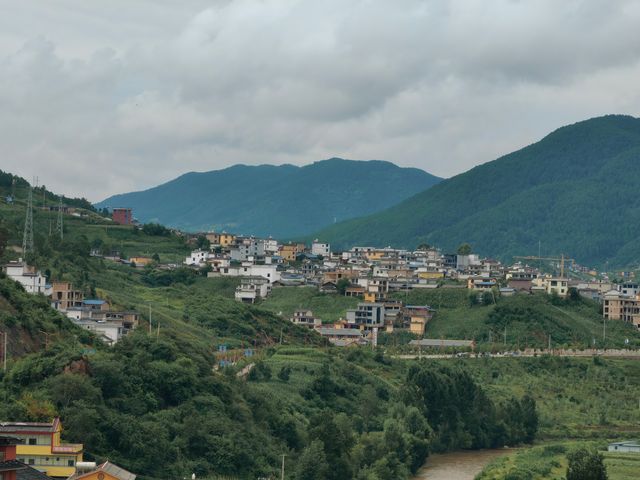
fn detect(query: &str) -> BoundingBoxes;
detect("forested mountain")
[316,115,640,268]
[95,158,441,237]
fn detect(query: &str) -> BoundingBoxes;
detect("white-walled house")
[2,260,49,295]
[264,238,279,254]
[215,262,280,283]
[235,276,271,303]
[185,250,210,266]
[312,240,331,257]
[74,320,123,346]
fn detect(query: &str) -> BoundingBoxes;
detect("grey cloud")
[0,0,640,200]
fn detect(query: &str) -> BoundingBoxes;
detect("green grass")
[89,263,320,350]
[477,441,640,480]
[603,451,640,480]
[260,286,358,323]
[394,288,640,349]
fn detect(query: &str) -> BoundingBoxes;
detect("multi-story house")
[230,237,266,261]
[206,231,237,248]
[111,208,132,225]
[184,250,209,266]
[346,302,385,329]
[51,282,83,311]
[603,290,640,328]
[2,261,49,295]
[291,310,321,328]
[0,418,83,478]
[544,277,569,297]
[311,240,330,257]
[234,276,271,304]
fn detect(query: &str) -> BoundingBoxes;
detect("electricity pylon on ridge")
[55,197,63,240]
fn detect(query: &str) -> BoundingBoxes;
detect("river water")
[413,449,509,480]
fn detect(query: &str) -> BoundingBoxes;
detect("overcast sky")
[1,0,640,201]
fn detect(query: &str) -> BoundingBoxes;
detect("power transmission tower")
[22,184,34,257]
[55,197,63,240]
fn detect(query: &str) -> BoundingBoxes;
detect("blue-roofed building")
[467,276,497,290]
[82,299,109,311]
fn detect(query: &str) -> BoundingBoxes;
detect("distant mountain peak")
[95,158,442,238]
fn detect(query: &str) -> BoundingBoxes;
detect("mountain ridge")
[315,115,640,267]
[96,158,442,237]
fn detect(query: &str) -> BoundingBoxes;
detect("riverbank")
[476,441,640,479]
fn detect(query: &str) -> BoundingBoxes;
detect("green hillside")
[95,158,441,237]
[317,115,640,268]
[0,184,536,479]
[393,288,640,350]
[3,172,640,480]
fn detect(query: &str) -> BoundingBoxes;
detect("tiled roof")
[0,420,57,433]
[17,464,53,480]
[68,462,136,480]
[0,460,27,472]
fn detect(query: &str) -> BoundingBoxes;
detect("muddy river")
[413,449,510,480]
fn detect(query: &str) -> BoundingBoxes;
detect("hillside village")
[180,232,640,347]
[4,200,640,352]
[3,189,640,480]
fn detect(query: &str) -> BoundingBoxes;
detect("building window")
[28,438,37,445]
[28,459,35,465]
[68,460,75,467]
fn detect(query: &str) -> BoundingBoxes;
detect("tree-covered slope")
[317,115,640,268]
[95,158,441,237]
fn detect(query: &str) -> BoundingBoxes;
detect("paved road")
[394,348,640,360]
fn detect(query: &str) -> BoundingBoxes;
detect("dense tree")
[195,235,210,250]
[141,223,171,236]
[336,278,351,295]
[294,440,329,480]
[520,394,539,443]
[456,243,472,255]
[566,447,608,480]
[0,224,9,256]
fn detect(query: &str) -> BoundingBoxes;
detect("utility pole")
[2,331,7,373]
[603,317,606,344]
[280,454,286,480]
[22,183,34,257]
[148,305,152,333]
[548,334,551,352]
[503,326,507,346]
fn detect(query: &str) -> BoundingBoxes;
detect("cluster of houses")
[183,234,640,338]
[2,261,139,345]
[291,302,434,347]
[0,418,136,480]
